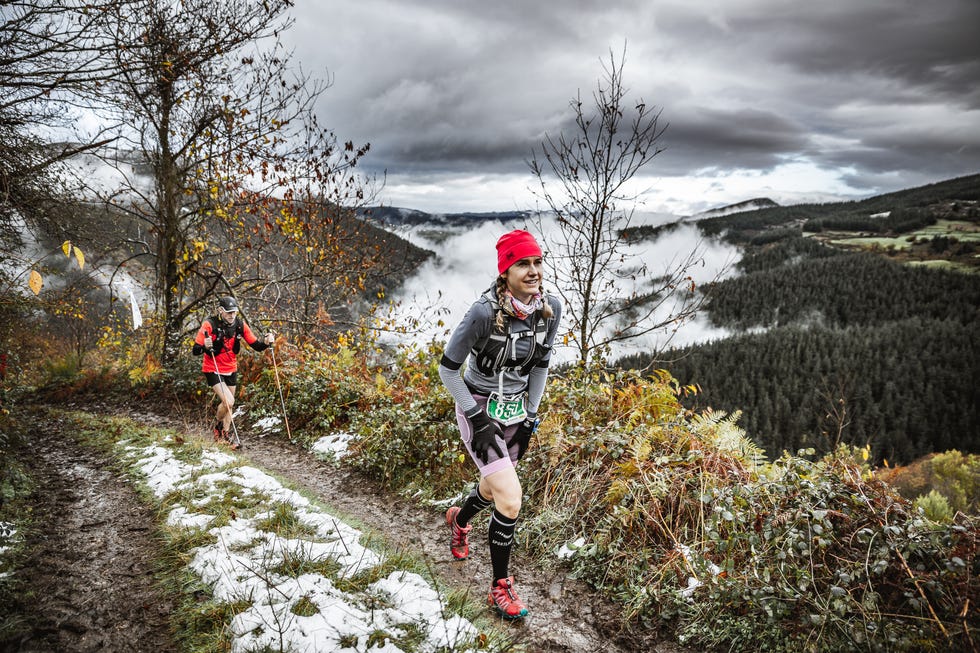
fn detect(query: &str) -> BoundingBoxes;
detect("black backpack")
[470,289,553,376]
[206,316,244,354]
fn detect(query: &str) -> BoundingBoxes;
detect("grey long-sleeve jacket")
[439,292,561,419]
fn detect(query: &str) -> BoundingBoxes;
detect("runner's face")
[220,308,237,323]
[503,256,543,303]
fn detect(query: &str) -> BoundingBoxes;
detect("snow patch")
[121,439,479,653]
[167,506,214,530]
[675,543,723,600]
[557,537,587,560]
[253,415,281,435]
[312,431,354,459]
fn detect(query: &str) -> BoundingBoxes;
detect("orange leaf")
[28,270,42,295]
[73,246,85,270]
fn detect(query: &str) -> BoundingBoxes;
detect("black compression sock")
[488,508,517,582]
[455,486,492,527]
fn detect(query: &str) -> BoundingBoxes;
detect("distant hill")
[619,198,782,243]
[688,197,780,220]
[18,150,437,338]
[357,206,537,228]
[697,173,980,241]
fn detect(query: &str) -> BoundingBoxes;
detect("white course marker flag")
[129,288,143,330]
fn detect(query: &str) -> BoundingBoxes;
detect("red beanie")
[496,229,543,274]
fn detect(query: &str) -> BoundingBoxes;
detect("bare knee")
[495,494,522,519]
[490,481,522,519]
[480,471,522,519]
[215,389,235,408]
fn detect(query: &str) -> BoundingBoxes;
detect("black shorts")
[204,371,237,388]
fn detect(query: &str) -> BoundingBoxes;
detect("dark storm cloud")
[373,132,535,173]
[285,0,980,211]
[739,0,980,106]
[818,129,978,188]
[655,107,810,174]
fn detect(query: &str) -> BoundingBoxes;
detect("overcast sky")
[283,0,980,215]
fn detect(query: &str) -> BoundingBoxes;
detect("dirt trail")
[232,428,689,653]
[4,405,693,652]
[3,415,177,653]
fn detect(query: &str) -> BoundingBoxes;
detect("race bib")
[486,392,527,426]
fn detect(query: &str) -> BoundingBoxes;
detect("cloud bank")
[285,0,980,214]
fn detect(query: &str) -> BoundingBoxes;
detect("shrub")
[883,450,980,515]
[343,342,468,497]
[917,490,954,523]
[24,323,979,652]
[514,368,976,651]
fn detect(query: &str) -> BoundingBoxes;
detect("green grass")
[829,234,914,249]
[821,218,979,273]
[828,219,980,250]
[254,502,319,539]
[290,594,320,617]
[906,259,975,273]
[918,219,980,241]
[0,435,36,646]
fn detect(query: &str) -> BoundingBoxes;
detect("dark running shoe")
[488,576,528,619]
[445,506,471,560]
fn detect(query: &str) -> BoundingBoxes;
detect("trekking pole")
[269,345,293,442]
[208,349,243,450]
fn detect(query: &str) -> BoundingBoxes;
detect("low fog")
[381,213,742,365]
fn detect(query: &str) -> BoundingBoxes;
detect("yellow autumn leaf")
[62,240,71,256]
[28,269,42,295]
[73,246,85,270]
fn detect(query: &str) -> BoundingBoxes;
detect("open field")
[807,219,979,272]
[822,219,980,250]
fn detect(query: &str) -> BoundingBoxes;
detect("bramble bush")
[882,449,980,519]
[238,337,471,497]
[343,342,468,497]
[514,367,978,652]
[252,340,369,439]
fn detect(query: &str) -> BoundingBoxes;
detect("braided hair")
[493,276,554,331]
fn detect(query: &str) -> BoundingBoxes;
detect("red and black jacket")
[192,316,268,374]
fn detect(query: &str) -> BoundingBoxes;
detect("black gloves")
[514,417,539,461]
[192,342,215,356]
[469,411,504,463]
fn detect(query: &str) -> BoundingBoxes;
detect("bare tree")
[0,1,124,357]
[0,1,117,252]
[0,1,117,207]
[530,48,708,366]
[76,0,383,366]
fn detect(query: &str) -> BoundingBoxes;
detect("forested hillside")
[620,176,980,464]
[641,316,977,462]
[696,173,980,243]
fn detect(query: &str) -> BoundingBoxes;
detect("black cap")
[218,296,238,312]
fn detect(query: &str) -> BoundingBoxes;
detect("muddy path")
[4,402,693,652]
[222,426,690,653]
[2,415,177,653]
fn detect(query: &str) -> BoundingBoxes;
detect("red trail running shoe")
[488,576,528,619]
[445,506,471,560]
